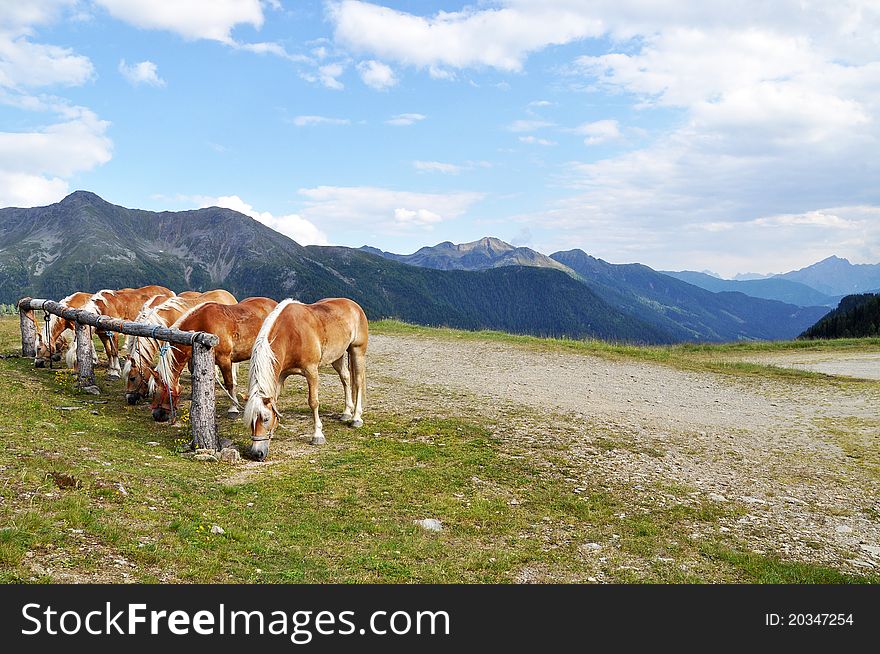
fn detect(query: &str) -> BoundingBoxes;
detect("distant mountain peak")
[360,236,577,278]
[60,190,106,205]
[458,236,514,253]
[816,254,850,265]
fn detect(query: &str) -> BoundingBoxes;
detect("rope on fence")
[17,296,219,450]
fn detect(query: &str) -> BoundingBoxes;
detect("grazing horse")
[150,297,278,422]
[122,290,237,404]
[243,298,368,461]
[34,292,95,368]
[82,285,174,378]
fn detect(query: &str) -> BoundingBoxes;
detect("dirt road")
[363,334,880,575]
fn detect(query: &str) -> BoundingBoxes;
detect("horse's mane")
[243,298,294,427]
[82,289,114,316]
[125,295,192,366]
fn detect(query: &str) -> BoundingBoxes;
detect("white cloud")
[574,119,621,145]
[428,66,456,81]
[0,36,95,89]
[506,119,554,132]
[0,106,112,207]
[0,172,69,208]
[297,185,484,234]
[412,160,462,174]
[118,59,165,87]
[93,0,264,43]
[328,0,602,72]
[518,136,556,146]
[0,0,77,32]
[385,113,426,126]
[356,59,396,90]
[393,207,441,226]
[291,115,350,127]
[317,62,345,89]
[0,2,113,208]
[198,195,329,245]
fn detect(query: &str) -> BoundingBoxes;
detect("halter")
[250,402,282,443]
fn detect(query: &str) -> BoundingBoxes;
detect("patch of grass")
[701,544,880,584]
[814,416,880,481]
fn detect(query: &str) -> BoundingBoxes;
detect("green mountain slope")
[800,293,880,339]
[0,192,670,343]
[551,250,829,342]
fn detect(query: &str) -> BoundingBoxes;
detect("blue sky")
[1,1,879,276]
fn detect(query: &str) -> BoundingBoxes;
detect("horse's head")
[123,357,151,405]
[34,329,66,367]
[149,368,181,422]
[244,395,282,461]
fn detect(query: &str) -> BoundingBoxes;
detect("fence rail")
[18,296,219,450]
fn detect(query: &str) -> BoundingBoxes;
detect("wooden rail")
[18,297,219,450]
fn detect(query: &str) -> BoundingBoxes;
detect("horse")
[34,291,96,368]
[122,290,237,404]
[150,297,278,422]
[242,298,368,461]
[82,285,174,378]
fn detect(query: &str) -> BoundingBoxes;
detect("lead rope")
[43,312,53,369]
[157,342,176,423]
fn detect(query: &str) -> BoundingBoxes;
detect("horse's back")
[198,289,238,305]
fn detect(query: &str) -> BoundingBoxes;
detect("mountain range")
[0,191,847,343]
[659,270,839,307]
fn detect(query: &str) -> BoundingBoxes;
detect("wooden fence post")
[18,299,35,358]
[190,340,218,450]
[75,322,95,387]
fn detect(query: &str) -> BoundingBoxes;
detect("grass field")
[0,315,877,584]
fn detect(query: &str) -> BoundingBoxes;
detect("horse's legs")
[218,357,240,417]
[96,329,121,378]
[348,345,366,428]
[305,366,324,445]
[332,354,354,421]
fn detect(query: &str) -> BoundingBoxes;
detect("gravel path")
[365,334,880,575]
[747,352,880,380]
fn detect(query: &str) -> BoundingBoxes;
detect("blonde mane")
[242,299,294,427]
[125,295,193,372]
[81,289,113,316]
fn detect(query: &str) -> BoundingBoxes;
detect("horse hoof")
[226,409,241,419]
[341,412,353,422]
[351,419,363,429]
[107,373,120,381]
[311,434,326,446]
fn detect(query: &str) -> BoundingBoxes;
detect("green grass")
[372,319,880,381]
[0,316,877,584]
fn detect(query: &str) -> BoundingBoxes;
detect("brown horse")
[34,291,95,368]
[243,298,368,461]
[83,285,173,378]
[123,290,237,404]
[151,297,278,422]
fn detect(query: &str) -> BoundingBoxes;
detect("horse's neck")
[169,345,192,384]
[50,317,66,343]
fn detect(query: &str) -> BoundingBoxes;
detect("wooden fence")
[18,297,220,450]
